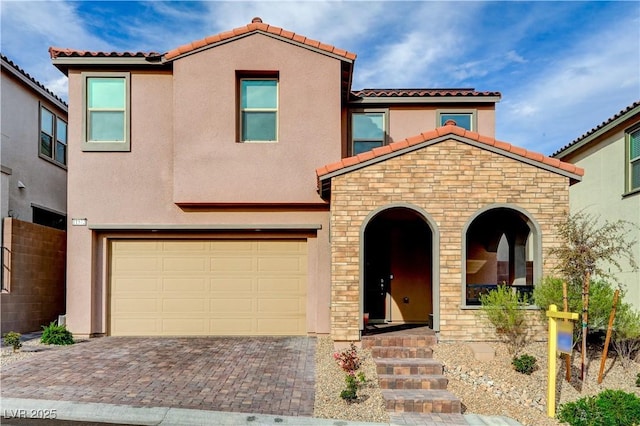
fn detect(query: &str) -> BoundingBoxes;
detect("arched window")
[464,207,537,305]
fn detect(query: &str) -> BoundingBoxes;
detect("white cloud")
[498,13,640,154]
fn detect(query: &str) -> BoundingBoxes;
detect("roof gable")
[317,122,583,197]
[165,17,356,63]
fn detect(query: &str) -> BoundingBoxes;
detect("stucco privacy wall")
[329,138,569,341]
[1,218,66,334]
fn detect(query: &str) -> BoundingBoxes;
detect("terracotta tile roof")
[553,100,640,157]
[48,47,161,59]
[316,121,584,181]
[351,88,501,98]
[1,53,67,108]
[164,17,356,62]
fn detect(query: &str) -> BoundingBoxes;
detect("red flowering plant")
[333,343,361,373]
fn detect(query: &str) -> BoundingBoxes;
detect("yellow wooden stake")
[546,304,579,418]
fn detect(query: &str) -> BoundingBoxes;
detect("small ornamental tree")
[548,212,638,379]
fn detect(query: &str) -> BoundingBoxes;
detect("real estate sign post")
[546,304,579,418]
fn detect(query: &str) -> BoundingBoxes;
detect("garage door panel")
[257,298,304,313]
[162,298,207,313]
[110,239,307,336]
[210,298,254,313]
[113,298,159,314]
[163,257,207,272]
[163,278,207,292]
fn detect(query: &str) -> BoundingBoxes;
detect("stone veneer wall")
[329,139,570,341]
[1,218,66,334]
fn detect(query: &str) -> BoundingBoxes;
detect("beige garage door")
[110,239,307,336]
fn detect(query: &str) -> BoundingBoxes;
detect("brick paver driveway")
[1,337,316,416]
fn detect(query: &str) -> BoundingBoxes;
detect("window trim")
[39,104,67,168]
[349,109,389,156]
[625,124,640,196]
[436,110,477,131]
[81,72,131,152]
[238,75,279,143]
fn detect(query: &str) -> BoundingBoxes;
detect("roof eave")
[349,95,501,105]
[2,56,67,111]
[554,104,640,159]
[318,133,582,183]
[51,56,163,75]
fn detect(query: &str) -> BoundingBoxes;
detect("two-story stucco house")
[50,18,583,341]
[554,102,640,310]
[1,54,67,333]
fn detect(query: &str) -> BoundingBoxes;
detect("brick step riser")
[376,365,443,375]
[370,347,433,358]
[385,399,462,414]
[378,376,448,390]
[362,336,437,349]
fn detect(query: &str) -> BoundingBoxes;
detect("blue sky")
[1,1,638,155]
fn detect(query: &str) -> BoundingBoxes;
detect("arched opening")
[362,207,433,329]
[465,207,537,305]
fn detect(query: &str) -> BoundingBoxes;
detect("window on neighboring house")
[32,205,66,231]
[351,111,386,155]
[629,127,640,192]
[438,111,474,131]
[82,72,130,151]
[40,106,67,166]
[239,78,278,142]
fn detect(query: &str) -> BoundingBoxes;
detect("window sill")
[38,154,67,170]
[622,188,640,198]
[82,141,130,152]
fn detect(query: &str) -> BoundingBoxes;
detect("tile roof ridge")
[2,52,68,107]
[316,123,584,178]
[164,17,356,61]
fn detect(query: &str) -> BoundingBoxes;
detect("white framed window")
[351,111,387,155]
[239,78,278,142]
[437,111,476,131]
[39,105,67,166]
[628,126,640,193]
[82,72,130,151]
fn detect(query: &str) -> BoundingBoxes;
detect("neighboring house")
[553,102,640,310]
[1,54,67,333]
[49,18,583,341]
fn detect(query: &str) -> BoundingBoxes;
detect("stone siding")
[329,139,569,341]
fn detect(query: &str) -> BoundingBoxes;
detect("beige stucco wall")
[0,67,67,222]
[329,138,570,341]
[64,34,342,337]
[562,128,640,310]
[172,33,342,204]
[387,105,496,143]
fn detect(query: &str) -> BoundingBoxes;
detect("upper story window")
[629,126,640,193]
[351,111,386,155]
[239,78,278,142]
[82,72,130,152]
[437,111,475,131]
[39,105,67,166]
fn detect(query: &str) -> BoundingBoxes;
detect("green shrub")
[479,285,528,354]
[3,331,22,352]
[612,309,640,367]
[557,389,640,426]
[340,373,359,401]
[512,354,537,375]
[41,321,74,345]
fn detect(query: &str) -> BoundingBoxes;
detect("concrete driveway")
[0,337,316,417]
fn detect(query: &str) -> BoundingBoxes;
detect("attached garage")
[109,239,307,336]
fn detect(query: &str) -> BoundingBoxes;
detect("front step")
[375,358,443,375]
[382,389,462,413]
[378,374,448,390]
[362,333,437,349]
[370,345,433,358]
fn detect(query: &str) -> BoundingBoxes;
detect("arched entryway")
[464,206,540,305]
[361,206,435,331]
